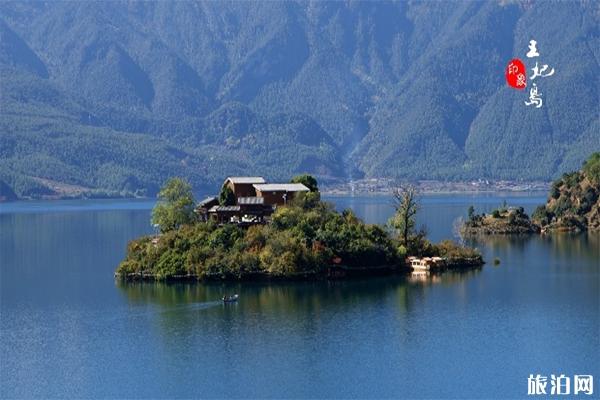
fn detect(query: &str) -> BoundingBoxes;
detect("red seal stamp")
[505,58,527,90]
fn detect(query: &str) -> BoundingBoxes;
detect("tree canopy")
[219,185,236,206]
[389,186,419,246]
[151,177,196,232]
[290,174,319,192]
[583,152,600,184]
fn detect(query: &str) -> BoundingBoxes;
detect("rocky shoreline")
[115,257,484,282]
[461,153,600,236]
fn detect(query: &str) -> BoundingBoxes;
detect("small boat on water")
[222,294,239,303]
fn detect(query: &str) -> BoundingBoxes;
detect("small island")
[460,152,600,235]
[460,204,540,235]
[116,175,483,281]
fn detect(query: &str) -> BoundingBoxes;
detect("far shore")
[1,179,550,202]
[322,179,550,196]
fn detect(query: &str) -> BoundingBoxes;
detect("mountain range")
[0,1,598,199]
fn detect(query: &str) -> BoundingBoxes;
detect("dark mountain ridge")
[0,1,598,198]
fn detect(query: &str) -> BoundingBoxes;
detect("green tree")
[151,177,196,232]
[219,185,236,206]
[532,205,551,226]
[550,181,562,199]
[291,174,319,192]
[467,205,475,221]
[389,186,419,246]
[582,152,600,184]
[291,191,321,209]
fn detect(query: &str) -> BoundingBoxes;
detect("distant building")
[195,196,219,221]
[208,205,242,224]
[253,183,310,205]
[407,256,445,271]
[223,177,266,198]
[237,196,274,222]
[200,177,310,225]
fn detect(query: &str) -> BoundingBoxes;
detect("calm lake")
[1,193,598,398]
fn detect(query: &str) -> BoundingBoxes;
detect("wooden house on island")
[253,183,310,205]
[223,177,266,198]
[195,177,310,225]
[196,196,219,222]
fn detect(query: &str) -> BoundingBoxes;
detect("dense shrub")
[562,172,581,189]
[550,182,561,199]
[553,196,572,217]
[582,152,600,184]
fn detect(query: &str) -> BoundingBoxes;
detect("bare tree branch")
[389,185,420,245]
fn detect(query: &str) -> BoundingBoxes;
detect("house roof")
[225,177,266,184]
[208,205,241,212]
[197,196,218,207]
[253,183,310,192]
[237,196,265,205]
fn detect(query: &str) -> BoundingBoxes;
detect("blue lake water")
[1,193,598,398]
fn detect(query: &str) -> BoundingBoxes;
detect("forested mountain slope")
[0,1,598,198]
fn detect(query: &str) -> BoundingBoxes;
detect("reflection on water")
[1,195,598,399]
[408,270,440,284]
[544,231,600,261]
[117,268,484,315]
[408,268,483,286]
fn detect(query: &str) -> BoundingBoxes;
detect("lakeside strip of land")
[460,153,600,234]
[322,179,550,196]
[1,179,551,202]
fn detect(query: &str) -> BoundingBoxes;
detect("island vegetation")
[531,152,600,232]
[461,153,600,235]
[460,202,540,235]
[116,176,483,281]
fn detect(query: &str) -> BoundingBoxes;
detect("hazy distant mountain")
[0,1,598,198]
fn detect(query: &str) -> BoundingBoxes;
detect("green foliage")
[491,209,501,218]
[290,174,319,192]
[397,245,407,258]
[550,182,561,199]
[209,224,243,249]
[562,172,581,189]
[404,229,436,257]
[155,249,187,279]
[434,240,480,260]
[290,191,321,209]
[219,185,236,206]
[151,178,196,232]
[582,152,600,184]
[554,196,572,217]
[580,187,598,214]
[389,186,419,245]
[1,3,598,199]
[532,205,549,225]
[118,197,405,279]
[507,212,516,224]
[535,152,600,231]
[467,205,475,221]
[500,200,508,212]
